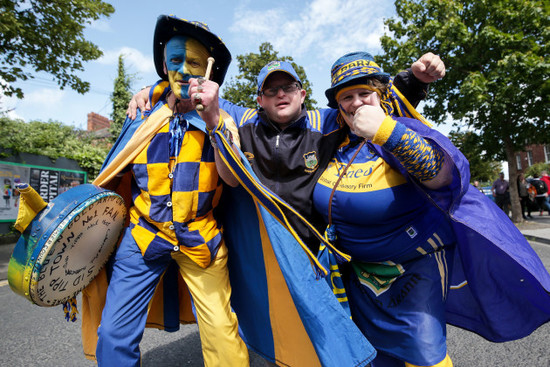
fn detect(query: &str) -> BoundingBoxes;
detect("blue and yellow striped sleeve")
[373,116,444,181]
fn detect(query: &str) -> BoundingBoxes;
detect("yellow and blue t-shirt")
[313,117,445,262]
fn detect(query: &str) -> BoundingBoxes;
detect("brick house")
[514,144,550,173]
[87,112,111,132]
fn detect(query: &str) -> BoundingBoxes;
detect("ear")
[163,62,167,75]
[299,88,306,104]
[256,95,262,107]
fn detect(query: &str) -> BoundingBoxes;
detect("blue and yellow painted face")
[165,35,210,99]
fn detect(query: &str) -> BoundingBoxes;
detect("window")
[545,145,550,163]
[527,151,533,167]
[516,154,522,170]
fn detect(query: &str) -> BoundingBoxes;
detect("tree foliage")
[448,130,501,182]
[525,162,550,178]
[378,0,549,222]
[110,54,133,141]
[222,42,317,109]
[0,117,110,178]
[0,0,115,99]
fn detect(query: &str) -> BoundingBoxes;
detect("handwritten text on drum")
[30,195,125,306]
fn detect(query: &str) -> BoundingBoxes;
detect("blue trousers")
[96,228,248,366]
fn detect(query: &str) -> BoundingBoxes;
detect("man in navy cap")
[88,15,248,366]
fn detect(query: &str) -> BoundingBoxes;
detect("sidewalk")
[2,214,550,281]
[514,212,550,245]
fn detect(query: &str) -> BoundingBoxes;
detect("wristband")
[208,115,232,148]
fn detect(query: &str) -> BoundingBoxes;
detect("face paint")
[165,36,210,99]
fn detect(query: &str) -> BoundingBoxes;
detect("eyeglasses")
[260,82,300,97]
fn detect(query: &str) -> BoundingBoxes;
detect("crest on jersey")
[304,151,319,172]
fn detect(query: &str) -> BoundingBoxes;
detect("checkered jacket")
[128,121,223,268]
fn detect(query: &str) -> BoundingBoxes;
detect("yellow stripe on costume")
[390,85,432,127]
[307,110,321,131]
[256,202,321,367]
[329,264,347,296]
[450,281,468,290]
[239,108,257,127]
[434,250,448,299]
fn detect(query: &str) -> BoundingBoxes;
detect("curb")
[523,234,550,246]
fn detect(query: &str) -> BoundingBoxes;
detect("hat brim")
[325,72,390,109]
[257,70,301,94]
[153,15,231,85]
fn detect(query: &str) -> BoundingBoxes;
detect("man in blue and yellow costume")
[82,15,248,366]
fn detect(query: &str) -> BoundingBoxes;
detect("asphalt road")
[1,241,549,366]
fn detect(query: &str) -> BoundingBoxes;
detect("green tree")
[0,117,110,179]
[378,0,549,222]
[448,130,501,182]
[525,162,550,178]
[222,42,317,109]
[0,0,114,99]
[110,54,134,141]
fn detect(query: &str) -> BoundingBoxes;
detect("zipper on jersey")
[274,133,281,193]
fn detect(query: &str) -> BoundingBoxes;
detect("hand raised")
[188,78,220,130]
[411,52,446,84]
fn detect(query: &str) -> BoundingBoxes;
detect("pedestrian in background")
[517,173,532,219]
[531,173,549,216]
[492,172,510,214]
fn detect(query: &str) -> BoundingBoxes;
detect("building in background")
[514,144,550,174]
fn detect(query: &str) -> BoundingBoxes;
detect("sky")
[4,0,454,135]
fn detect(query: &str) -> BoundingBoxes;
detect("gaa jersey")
[313,135,444,262]
[128,119,223,268]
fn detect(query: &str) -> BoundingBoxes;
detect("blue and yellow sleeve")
[373,116,444,181]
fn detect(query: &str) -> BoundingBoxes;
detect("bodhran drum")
[8,184,126,307]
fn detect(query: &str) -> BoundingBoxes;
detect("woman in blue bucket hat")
[313,52,550,367]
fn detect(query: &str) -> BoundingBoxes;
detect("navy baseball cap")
[257,61,302,95]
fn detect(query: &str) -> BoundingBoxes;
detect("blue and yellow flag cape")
[211,125,373,366]
[353,75,550,343]
[81,101,375,366]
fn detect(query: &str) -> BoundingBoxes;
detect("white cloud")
[0,78,26,120]
[96,47,154,74]
[0,87,67,122]
[6,110,23,120]
[23,88,66,109]
[233,8,286,34]
[230,0,394,60]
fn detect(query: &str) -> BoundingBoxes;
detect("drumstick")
[196,57,215,111]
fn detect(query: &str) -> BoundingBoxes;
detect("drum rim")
[30,191,125,306]
[8,185,126,306]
